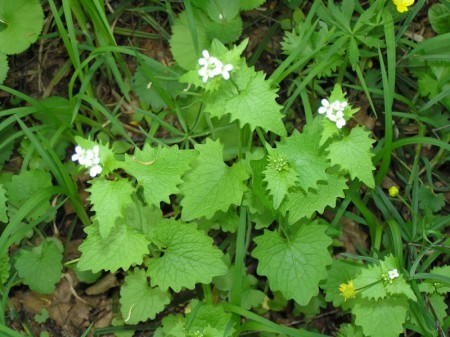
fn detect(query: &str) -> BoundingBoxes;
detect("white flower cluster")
[388,268,399,280]
[71,145,102,177]
[198,50,233,83]
[318,99,348,129]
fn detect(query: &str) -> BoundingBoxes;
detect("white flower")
[220,63,233,80]
[336,118,346,129]
[72,144,102,177]
[388,269,399,280]
[318,98,349,129]
[89,164,103,177]
[318,99,332,115]
[198,49,233,83]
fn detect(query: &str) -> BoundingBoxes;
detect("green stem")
[202,284,213,304]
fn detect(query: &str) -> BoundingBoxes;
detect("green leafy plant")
[1,1,449,336]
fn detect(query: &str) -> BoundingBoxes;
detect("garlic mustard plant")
[198,49,233,83]
[393,0,415,13]
[72,145,103,177]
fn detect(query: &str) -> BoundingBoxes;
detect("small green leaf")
[353,263,385,301]
[120,268,171,324]
[429,4,450,35]
[326,127,375,188]
[337,323,364,337]
[263,149,299,209]
[34,308,49,324]
[252,221,332,305]
[353,295,409,337]
[154,314,186,337]
[419,265,450,294]
[204,64,287,136]
[5,170,53,221]
[180,139,248,221]
[147,219,228,292]
[274,126,329,193]
[170,10,210,70]
[132,60,185,111]
[0,0,44,55]
[78,222,149,273]
[187,302,234,336]
[320,259,362,309]
[204,0,240,22]
[418,185,446,213]
[207,16,243,43]
[15,238,63,294]
[120,145,196,207]
[87,178,136,238]
[282,172,348,224]
[240,0,267,11]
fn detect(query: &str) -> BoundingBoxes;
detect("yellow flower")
[389,186,399,197]
[339,280,357,300]
[393,0,414,13]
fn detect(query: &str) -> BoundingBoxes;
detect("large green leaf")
[180,139,248,221]
[252,221,332,305]
[146,219,228,292]
[78,222,149,273]
[353,295,409,337]
[120,145,196,207]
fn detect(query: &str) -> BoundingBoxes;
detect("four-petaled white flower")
[388,268,399,280]
[198,50,233,83]
[72,145,103,177]
[220,63,233,80]
[318,99,348,129]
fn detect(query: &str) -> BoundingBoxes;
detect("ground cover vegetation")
[0,0,449,336]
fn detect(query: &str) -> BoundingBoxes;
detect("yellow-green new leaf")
[326,127,375,188]
[87,178,135,239]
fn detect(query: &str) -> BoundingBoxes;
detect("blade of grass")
[16,118,90,226]
[184,0,199,57]
[374,9,395,185]
[222,303,328,337]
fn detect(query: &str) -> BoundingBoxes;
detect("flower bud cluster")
[198,50,233,83]
[318,99,347,129]
[71,145,102,177]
